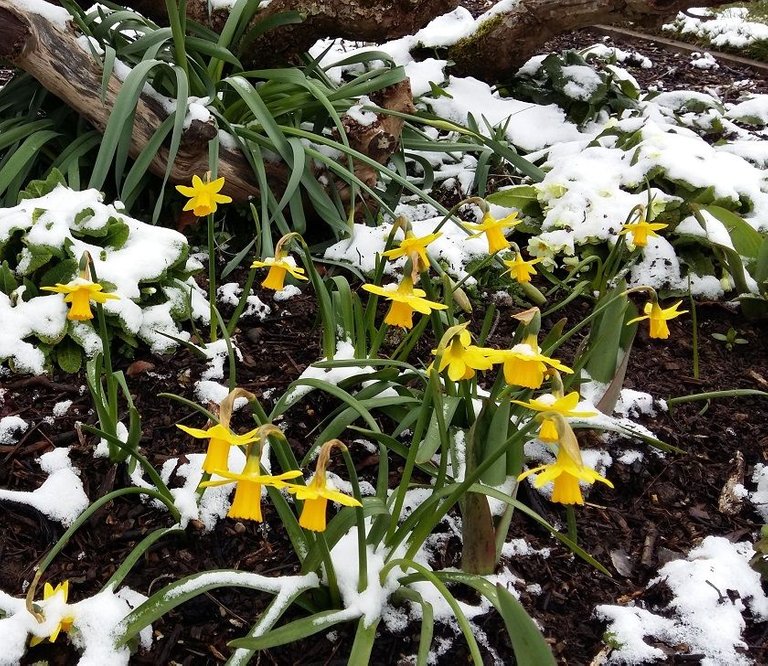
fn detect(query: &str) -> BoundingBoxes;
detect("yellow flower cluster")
[179,392,360,532]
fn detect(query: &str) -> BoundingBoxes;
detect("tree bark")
[0,2,265,202]
[0,1,412,205]
[450,0,739,81]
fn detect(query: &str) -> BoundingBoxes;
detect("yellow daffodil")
[619,219,667,248]
[41,277,119,321]
[518,446,613,505]
[200,456,302,522]
[250,256,308,291]
[488,336,573,389]
[628,299,687,339]
[464,211,520,254]
[30,581,75,646]
[503,253,542,284]
[286,439,360,532]
[177,423,261,474]
[512,391,597,442]
[175,173,232,217]
[431,328,496,381]
[383,231,442,273]
[362,277,447,329]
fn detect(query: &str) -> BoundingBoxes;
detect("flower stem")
[207,213,217,342]
[566,505,578,545]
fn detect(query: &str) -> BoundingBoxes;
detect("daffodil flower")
[250,255,308,291]
[620,219,668,248]
[29,581,75,646]
[362,277,447,329]
[41,277,119,321]
[503,253,542,284]
[628,299,687,339]
[287,476,361,532]
[431,327,496,381]
[177,423,261,474]
[200,456,302,522]
[464,211,520,254]
[518,445,613,505]
[286,439,361,532]
[488,336,573,389]
[175,173,232,217]
[382,231,442,274]
[512,391,597,442]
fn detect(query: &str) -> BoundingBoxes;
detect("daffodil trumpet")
[431,323,497,382]
[200,439,302,522]
[28,581,75,646]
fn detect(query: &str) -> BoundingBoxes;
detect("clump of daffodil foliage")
[0,172,205,374]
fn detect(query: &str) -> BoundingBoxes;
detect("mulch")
[1,283,767,665]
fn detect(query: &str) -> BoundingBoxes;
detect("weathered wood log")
[450,0,740,81]
[0,1,265,202]
[0,1,414,206]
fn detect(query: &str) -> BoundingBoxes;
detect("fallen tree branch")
[0,2,266,202]
[450,0,741,81]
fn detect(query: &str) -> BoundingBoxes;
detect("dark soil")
[2,283,767,665]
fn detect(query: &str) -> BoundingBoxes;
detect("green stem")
[208,213,217,342]
[566,506,578,545]
[315,534,341,608]
[102,526,184,591]
[227,268,257,336]
[340,447,368,592]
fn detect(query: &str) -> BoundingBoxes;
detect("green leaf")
[229,609,351,651]
[702,204,763,259]
[118,570,319,646]
[19,169,66,201]
[0,261,18,295]
[104,216,130,250]
[56,337,83,374]
[486,184,540,211]
[39,259,78,289]
[496,584,556,666]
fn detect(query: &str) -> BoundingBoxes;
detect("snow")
[0,415,28,444]
[597,536,768,665]
[727,95,768,126]
[0,185,200,367]
[14,0,71,27]
[0,448,88,526]
[52,400,73,417]
[664,7,768,49]
[750,463,768,521]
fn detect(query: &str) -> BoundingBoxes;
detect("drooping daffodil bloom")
[512,391,597,442]
[620,218,668,248]
[200,455,302,522]
[41,278,119,321]
[177,423,261,474]
[431,326,496,381]
[362,277,447,329]
[285,440,360,532]
[519,445,613,505]
[503,253,542,284]
[628,299,687,340]
[464,211,520,254]
[250,255,308,291]
[488,336,573,389]
[29,581,75,646]
[382,231,442,274]
[175,173,232,217]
